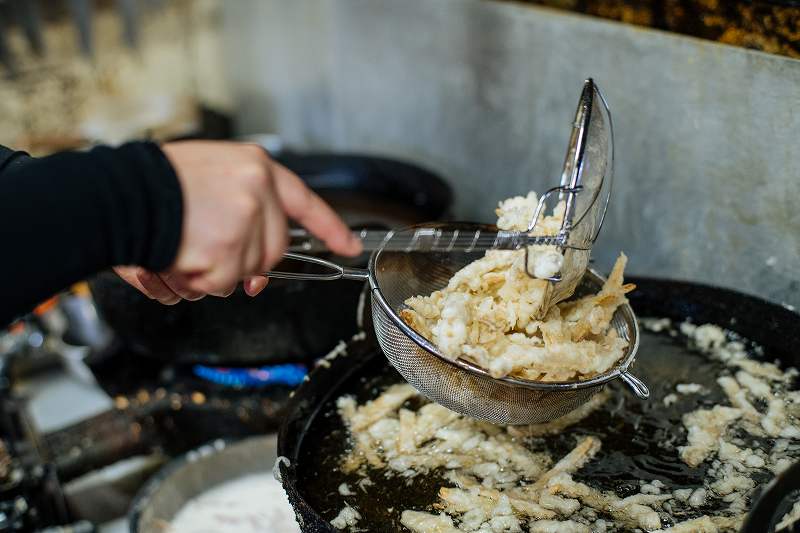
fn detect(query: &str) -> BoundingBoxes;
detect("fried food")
[329,320,800,532]
[400,191,633,382]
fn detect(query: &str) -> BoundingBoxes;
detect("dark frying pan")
[278,276,800,532]
[88,153,452,366]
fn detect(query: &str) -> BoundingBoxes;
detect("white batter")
[169,473,301,533]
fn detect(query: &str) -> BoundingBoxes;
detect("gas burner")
[192,363,307,389]
[0,339,295,531]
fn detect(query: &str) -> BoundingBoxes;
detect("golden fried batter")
[401,191,632,382]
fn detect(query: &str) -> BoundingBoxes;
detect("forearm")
[0,142,183,325]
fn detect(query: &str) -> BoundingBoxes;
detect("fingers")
[133,271,182,305]
[113,266,149,294]
[270,162,362,257]
[116,265,242,303]
[114,266,181,305]
[150,142,354,303]
[184,196,267,297]
[242,204,266,274]
[261,188,289,271]
[207,283,238,298]
[159,272,206,301]
[185,263,240,295]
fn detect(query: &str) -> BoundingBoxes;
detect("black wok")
[278,276,800,532]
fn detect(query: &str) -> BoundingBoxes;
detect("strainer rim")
[367,246,640,392]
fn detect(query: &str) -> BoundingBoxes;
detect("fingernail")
[245,277,268,296]
[243,278,254,296]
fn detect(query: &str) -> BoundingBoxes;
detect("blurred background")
[0,0,797,306]
[0,0,798,531]
[0,0,231,153]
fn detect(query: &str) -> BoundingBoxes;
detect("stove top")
[0,302,296,532]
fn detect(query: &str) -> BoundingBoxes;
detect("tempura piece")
[401,511,462,533]
[401,191,633,382]
[679,406,742,467]
[330,504,361,530]
[346,383,416,431]
[527,436,601,492]
[661,515,745,533]
[545,473,662,531]
[529,520,590,533]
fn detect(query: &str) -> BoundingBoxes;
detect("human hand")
[115,141,361,304]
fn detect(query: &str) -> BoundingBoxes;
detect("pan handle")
[266,253,369,281]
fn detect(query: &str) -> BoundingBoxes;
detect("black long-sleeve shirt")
[0,142,183,326]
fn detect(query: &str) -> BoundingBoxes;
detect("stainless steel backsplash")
[222,0,800,310]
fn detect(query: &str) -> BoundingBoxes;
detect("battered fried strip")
[437,487,496,515]
[537,492,581,515]
[413,403,461,445]
[400,510,462,533]
[659,516,718,533]
[528,436,601,492]
[387,452,477,475]
[659,514,744,533]
[716,376,761,423]
[731,359,790,382]
[398,408,417,453]
[480,433,552,479]
[349,383,417,431]
[529,520,590,533]
[399,308,433,340]
[557,253,635,342]
[341,431,386,473]
[546,473,662,531]
[679,406,742,467]
[439,487,557,520]
[777,501,800,531]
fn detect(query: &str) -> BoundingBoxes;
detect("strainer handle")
[620,371,649,399]
[265,253,369,281]
[289,227,564,253]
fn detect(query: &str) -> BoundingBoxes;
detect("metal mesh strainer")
[267,79,649,424]
[367,231,647,424]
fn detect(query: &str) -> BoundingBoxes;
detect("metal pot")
[129,435,285,533]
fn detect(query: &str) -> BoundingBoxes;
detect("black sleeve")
[0,142,183,326]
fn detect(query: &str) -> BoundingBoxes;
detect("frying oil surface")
[297,323,800,531]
